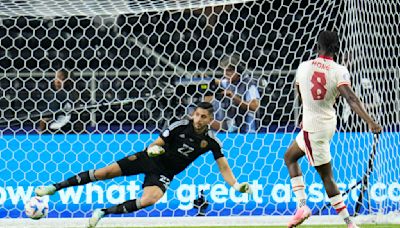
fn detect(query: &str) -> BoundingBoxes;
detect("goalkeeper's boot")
[288,205,311,227]
[35,185,56,196]
[87,209,105,228]
[347,223,360,228]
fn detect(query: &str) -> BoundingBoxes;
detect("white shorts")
[295,128,335,166]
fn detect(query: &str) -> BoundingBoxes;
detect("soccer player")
[284,31,382,228]
[35,102,252,228]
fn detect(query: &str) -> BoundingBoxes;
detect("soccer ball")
[25,196,49,220]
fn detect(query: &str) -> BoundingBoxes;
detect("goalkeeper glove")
[233,182,252,194]
[147,145,165,157]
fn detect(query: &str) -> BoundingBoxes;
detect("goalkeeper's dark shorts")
[116,151,173,192]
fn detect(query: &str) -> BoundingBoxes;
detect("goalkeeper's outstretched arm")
[216,157,252,193]
[146,137,166,157]
[149,137,165,148]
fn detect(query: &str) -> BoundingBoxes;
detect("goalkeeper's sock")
[54,170,97,191]
[102,199,142,215]
[290,176,307,208]
[330,194,352,224]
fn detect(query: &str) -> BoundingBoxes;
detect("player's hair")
[195,102,214,115]
[317,31,340,54]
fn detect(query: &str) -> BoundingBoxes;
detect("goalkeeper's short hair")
[196,102,214,115]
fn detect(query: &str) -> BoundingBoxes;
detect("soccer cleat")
[87,209,105,228]
[35,185,56,197]
[347,223,360,228]
[288,206,311,227]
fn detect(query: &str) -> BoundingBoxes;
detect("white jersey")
[296,56,351,132]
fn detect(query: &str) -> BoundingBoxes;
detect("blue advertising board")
[0,132,399,218]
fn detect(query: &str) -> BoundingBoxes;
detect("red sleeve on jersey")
[337,82,351,87]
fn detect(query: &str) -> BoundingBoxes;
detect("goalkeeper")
[35,102,252,228]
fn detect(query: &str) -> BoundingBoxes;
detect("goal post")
[0,0,399,226]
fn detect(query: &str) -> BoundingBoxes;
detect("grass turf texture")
[113,225,398,228]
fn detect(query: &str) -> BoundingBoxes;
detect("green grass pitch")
[114,225,398,228]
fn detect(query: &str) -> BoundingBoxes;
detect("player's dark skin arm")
[296,84,301,103]
[295,84,303,126]
[338,85,382,134]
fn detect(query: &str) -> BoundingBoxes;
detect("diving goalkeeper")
[35,102,252,228]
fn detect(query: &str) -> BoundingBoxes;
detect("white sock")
[330,194,352,224]
[290,176,306,207]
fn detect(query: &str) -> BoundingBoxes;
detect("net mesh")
[0,0,399,222]
[0,0,253,16]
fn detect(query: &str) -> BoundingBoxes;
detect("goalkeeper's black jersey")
[154,119,224,176]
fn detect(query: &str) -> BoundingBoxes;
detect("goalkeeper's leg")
[35,163,122,196]
[88,186,164,228]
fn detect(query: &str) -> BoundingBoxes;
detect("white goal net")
[0,0,399,226]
